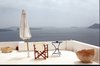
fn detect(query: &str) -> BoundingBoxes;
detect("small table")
[52,41,62,56]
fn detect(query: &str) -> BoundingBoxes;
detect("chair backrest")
[34,42,46,51]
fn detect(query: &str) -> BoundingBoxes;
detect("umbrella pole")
[25,40,30,58]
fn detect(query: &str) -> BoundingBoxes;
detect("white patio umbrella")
[19,9,32,57]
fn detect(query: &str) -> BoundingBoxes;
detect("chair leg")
[44,54,46,59]
[34,45,37,59]
[34,51,36,59]
[45,44,48,58]
[47,45,48,58]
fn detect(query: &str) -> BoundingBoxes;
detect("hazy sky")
[0,0,99,28]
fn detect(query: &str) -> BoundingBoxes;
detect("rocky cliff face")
[88,23,99,29]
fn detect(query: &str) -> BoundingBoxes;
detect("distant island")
[88,23,99,29]
[0,29,13,32]
[6,26,42,30]
[0,24,99,32]
[0,27,43,32]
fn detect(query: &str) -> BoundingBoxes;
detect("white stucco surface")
[0,50,99,65]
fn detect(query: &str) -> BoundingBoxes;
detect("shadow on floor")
[29,58,46,62]
[29,55,61,62]
[7,57,29,62]
[49,54,61,57]
[74,61,93,65]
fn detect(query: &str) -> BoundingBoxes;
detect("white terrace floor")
[0,50,99,65]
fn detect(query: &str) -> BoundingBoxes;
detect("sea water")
[0,28,99,46]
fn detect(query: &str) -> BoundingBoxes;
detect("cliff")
[88,23,99,29]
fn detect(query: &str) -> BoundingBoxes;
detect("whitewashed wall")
[0,41,67,51]
[66,40,100,63]
[0,40,99,63]
[18,41,67,51]
[0,41,18,50]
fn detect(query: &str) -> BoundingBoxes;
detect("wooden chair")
[33,42,48,59]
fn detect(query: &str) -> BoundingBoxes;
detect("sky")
[0,0,99,28]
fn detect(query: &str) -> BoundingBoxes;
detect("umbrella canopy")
[19,9,32,57]
[20,9,32,40]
